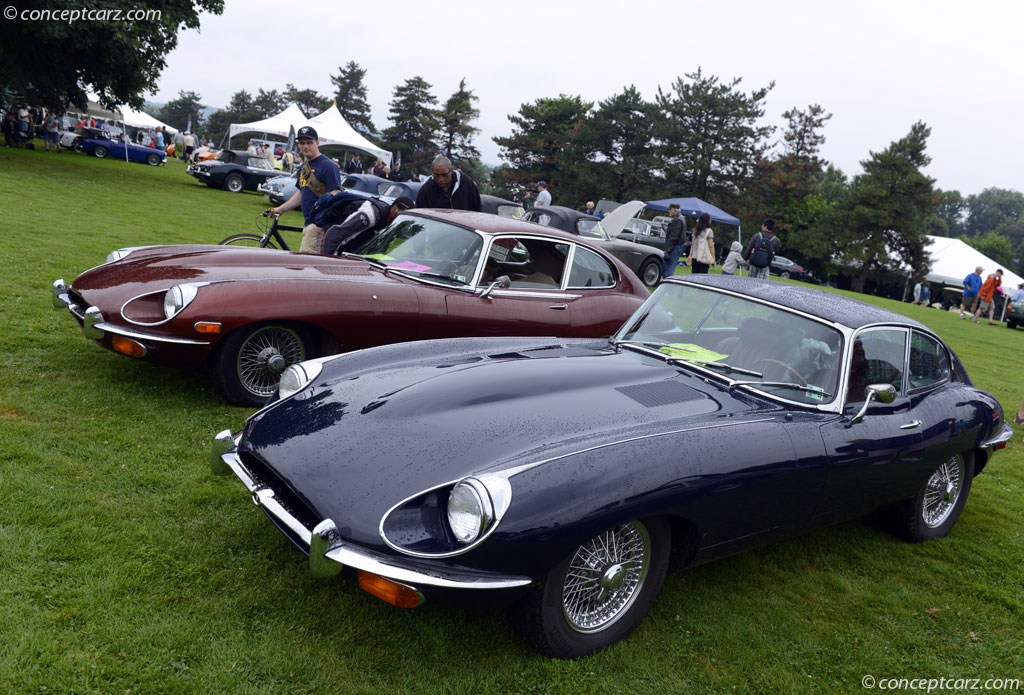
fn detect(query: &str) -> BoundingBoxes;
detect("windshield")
[355,214,484,286]
[576,218,610,240]
[614,283,843,405]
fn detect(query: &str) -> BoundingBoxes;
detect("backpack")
[749,233,776,268]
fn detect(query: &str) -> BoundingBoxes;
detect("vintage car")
[211,275,1012,658]
[522,204,665,287]
[617,217,669,251]
[771,254,816,282]
[482,195,524,218]
[1004,293,1024,329]
[258,171,298,205]
[186,150,281,192]
[342,173,422,200]
[52,210,650,407]
[78,130,165,166]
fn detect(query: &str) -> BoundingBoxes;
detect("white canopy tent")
[227,103,308,140]
[77,93,178,134]
[306,103,391,165]
[923,235,1023,289]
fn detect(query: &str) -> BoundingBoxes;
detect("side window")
[482,237,567,289]
[567,246,615,288]
[908,331,950,390]
[527,212,552,226]
[846,329,907,403]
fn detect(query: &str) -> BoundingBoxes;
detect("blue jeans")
[663,243,684,278]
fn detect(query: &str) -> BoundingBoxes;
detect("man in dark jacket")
[661,203,688,279]
[345,153,362,174]
[319,196,414,255]
[414,155,482,211]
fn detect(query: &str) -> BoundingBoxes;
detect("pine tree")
[439,78,481,163]
[330,61,376,136]
[382,77,439,174]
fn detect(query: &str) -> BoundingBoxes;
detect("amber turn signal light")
[111,336,146,357]
[357,571,423,608]
[193,322,222,334]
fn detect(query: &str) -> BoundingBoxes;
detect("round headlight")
[162,284,198,319]
[277,361,323,400]
[447,479,494,545]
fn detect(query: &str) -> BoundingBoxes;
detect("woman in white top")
[687,213,716,274]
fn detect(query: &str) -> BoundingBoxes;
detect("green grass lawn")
[1,147,1022,694]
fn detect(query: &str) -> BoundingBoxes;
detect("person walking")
[918,283,931,306]
[414,155,482,211]
[743,218,781,280]
[687,213,716,274]
[973,269,1003,324]
[268,126,342,252]
[43,111,61,152]
[959,267,983,320]
[661,203,687,279]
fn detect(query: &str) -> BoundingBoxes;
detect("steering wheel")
[752,358,807,385]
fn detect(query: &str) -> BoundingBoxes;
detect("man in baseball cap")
[320,196,415,256]
[267,125,342,251]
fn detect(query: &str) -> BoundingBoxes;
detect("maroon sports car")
[52,210,650,406]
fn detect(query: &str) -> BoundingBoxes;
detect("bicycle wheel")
[219,233,278,249]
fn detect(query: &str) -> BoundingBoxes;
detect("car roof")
[409,209,590,243]
[524,205,597,225]
[673,274,927,330]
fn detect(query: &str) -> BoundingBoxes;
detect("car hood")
[241,337,767,543]
[71,245,399,302]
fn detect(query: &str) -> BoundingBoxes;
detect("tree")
[654,68,774,206]
[253,89,287,118]
[934,189,966,237]
[823,122,939,293]
[439,78,481,163]
[205,89,260,147]
[156,90,205,132]
[381,77,439,174]
[963,233,1015,270]
[285,84,330,118]
[0,0,224,111]
[963,187,1024,238]
[562,86,660,206]
[781,104,831,159]
[330,61,376,137]
[493,95,592,195]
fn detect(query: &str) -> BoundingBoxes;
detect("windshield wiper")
[343,252,388,270]
[728,380,833,398]
[667,357,763,378]
[609,339,687,353]
[415,271,468,286]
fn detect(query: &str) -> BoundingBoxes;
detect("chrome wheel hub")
[922,454,963,528]
[237,326,304,397]
[562,521,650,633]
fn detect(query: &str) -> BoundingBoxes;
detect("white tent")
[923,235,1023,289]
[119,105,178,135]
[306,103,391,165]
[228,103,308,139]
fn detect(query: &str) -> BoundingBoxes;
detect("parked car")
[1004,295,1024,329]
[481,194,524,218]
[258,171,298,205]
[522,205,665,287]
[617,217,668,251]
[771,255,816,282]
[211,274,1012,658]
[186,150,281,192]
[78,131,165,166]
[52,210,650,406]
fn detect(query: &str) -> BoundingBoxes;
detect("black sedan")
[522,205,665,286]
[187,150,282,192]
[212,275,1011,658]
[771,254,816,282]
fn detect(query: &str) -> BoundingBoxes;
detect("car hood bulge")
[241,338,762,543]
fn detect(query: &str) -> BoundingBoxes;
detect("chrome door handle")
[899,420,922,430]
[548,304,568,310]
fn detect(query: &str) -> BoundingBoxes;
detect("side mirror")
[852,383,897,423]
[481,275,511,299]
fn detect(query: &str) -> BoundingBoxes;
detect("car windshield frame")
[353,213,485,288]
[612,280,847,408]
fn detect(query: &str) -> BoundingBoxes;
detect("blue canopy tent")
[646,197,740,226]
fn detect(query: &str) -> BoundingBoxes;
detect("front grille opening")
[239,451,321,531]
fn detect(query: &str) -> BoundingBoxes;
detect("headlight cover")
[277,361,324,400]
[447,479,495,545]
[105,246,154,264]
[162,284,199,319]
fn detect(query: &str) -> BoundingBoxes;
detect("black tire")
[72,138,84,152]
[1006,320,1017,330]
[225,173,245,193]
[511,517,669,659]
[93,145,109,158]
[639,258,662,287]
[146,153,161,166]
[209,323,316,407]
[781,271,791,279]
[219,233,277,249]
[889,453,974,543]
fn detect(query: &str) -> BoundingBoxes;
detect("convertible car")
[52,210,649,406]
[186,150,281,192]
[523,204,665,287]
[78,131,165,166]
[211,275,1012,658]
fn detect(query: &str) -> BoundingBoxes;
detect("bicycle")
[219,211,304,250]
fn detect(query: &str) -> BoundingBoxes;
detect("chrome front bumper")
[981,421,1014,453]
[211,430,532,592]
[52,279,209,346]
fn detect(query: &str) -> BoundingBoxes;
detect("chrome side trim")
[214,439,532,591]
[87,316,210,345]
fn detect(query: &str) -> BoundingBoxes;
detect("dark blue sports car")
[79,132,165,166]
[212,275,1012,658]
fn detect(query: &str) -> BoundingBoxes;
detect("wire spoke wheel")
[921,453,963,528]
[235,325,305,398]
[220,234,275,249]
[561,521,651,633]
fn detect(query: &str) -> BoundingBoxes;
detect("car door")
[816,327,935,523]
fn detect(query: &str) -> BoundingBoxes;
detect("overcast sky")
[153,0,1022,197]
